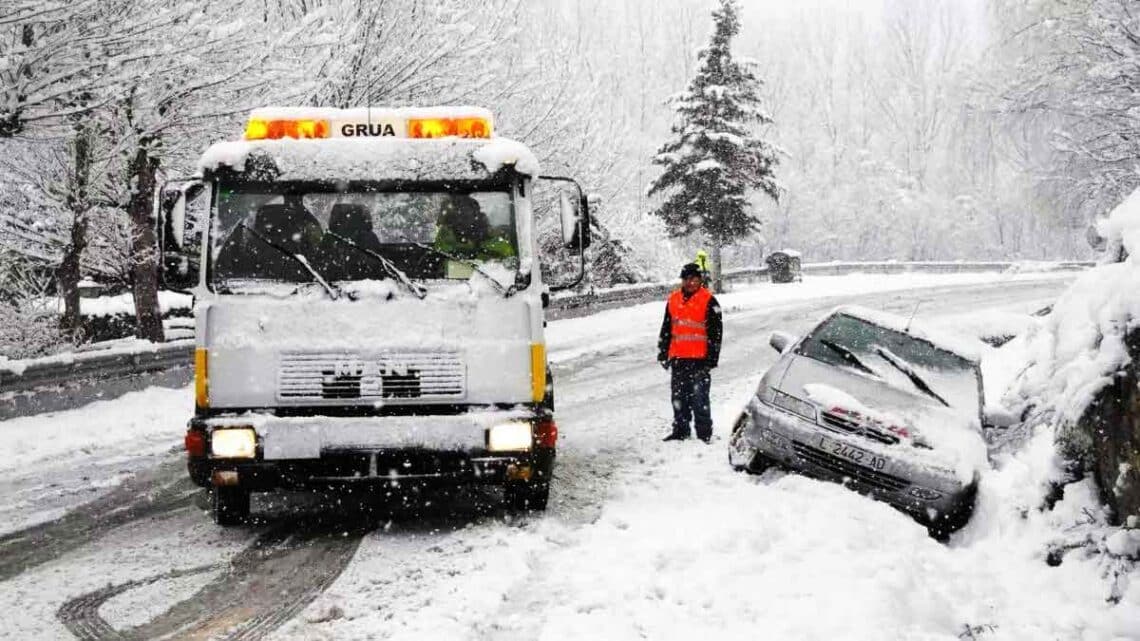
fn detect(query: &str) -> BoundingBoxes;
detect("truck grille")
[791,441,908,493]
[278,351,465,402]
[819,410,900,445]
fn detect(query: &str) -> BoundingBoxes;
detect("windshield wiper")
[874,346,950,407]
[818,339,880,377]
[324,232,427,299]
[410,242,514,296]
[239,223,340,300]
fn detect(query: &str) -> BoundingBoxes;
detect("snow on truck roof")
[830,304,986,363]
[196,106,540,181]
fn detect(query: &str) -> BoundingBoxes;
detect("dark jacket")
[658,289,723,367]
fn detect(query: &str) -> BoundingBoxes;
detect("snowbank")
[1005,189,1140,425]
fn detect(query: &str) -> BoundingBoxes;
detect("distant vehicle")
[728,305,991,536]
[765,249,801,283]
[160,106,592,525]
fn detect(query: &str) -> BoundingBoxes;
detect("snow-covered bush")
[0,250,70,359]
[1003,187,1140,523]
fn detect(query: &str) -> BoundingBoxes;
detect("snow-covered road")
[3,272,1135,641]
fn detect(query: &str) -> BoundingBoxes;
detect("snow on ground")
[282,350,1139,641]
[0,385,190,477]
[0,506,257,640]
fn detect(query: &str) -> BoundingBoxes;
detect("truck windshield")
[210,184,518,292]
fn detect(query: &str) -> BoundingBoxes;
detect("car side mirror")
[769,331,795,354]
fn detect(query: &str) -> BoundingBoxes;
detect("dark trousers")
[670,359,712,439]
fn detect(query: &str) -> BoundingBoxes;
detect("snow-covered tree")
[647,0,779,288]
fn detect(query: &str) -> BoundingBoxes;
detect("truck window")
[211,186,517,289]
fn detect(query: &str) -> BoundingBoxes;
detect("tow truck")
[159,107,590,525]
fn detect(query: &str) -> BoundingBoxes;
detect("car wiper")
[874,346,950,408]
[818,339,879,377]
[410,242,515,296]
[324,231,427,299]
[239,223,340,300]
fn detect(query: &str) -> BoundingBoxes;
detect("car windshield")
[797,313,981,416]
[210,183,517,293]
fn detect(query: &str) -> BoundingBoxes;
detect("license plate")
[817,434,887,472]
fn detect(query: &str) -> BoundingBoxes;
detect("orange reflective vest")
[667,287,712,360]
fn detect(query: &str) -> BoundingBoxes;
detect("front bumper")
[187,410,553,491]
[735,397,972,522]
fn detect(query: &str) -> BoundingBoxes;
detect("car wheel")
[927,484,977,541]
[211,486,250,526]
[728,411,772,473]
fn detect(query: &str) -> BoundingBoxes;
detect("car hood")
[774,354,988,483]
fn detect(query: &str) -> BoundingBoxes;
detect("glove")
[659,357,671,370]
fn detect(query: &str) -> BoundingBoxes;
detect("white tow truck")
[160,107,590,524]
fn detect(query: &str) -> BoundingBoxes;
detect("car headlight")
[771,389,817,421]
[211,428,257,459]
[488,422,532,452]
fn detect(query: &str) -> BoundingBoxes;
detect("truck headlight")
[211,428,257,459]
[488,422,532,452]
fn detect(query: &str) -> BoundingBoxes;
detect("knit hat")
[679,263,702,279]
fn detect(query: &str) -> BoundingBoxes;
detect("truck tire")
[211,486,250,526]
[505,449,553,512]
[504,479,550,512]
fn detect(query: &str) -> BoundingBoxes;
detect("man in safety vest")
[657,263,723,443]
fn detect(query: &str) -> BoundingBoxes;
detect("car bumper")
[735,397,972,522]
[187,410,552,491]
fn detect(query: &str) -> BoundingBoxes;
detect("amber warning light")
[244,119,329,141]
[243,110,493,140]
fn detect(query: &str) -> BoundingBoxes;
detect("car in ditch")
[728,305,991,535]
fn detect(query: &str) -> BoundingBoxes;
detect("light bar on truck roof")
[242,107,493,141]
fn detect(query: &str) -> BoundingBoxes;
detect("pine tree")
[647,0,780,288]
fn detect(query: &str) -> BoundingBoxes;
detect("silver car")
[729,305,990,536]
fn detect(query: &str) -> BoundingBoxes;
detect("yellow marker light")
[488,422,533,452]
[244,119,330,140]
[195,348,208,408]
[530,343,546,403]
[211,428,257,459]
[408,116,492,139]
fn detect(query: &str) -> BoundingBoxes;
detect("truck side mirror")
[158,178,207,292]
[541,175,593,292]
[556,183,592,252]
[769,331,795,354]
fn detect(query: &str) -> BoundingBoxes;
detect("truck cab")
[163,107,590,525]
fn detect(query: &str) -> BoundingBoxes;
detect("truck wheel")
[504,480,549,512]
[211,486,250,526]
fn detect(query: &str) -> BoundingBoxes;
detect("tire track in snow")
[0,457,196,583]
[55,520,364,641]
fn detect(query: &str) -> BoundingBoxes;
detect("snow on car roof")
[830,304,986,363]
[197,136,540,182]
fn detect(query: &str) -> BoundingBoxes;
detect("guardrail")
[0,261,1092,419]
[0,341,195,420]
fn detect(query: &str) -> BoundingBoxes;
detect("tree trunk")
[127,144,164,343]
[56,125,92,339]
